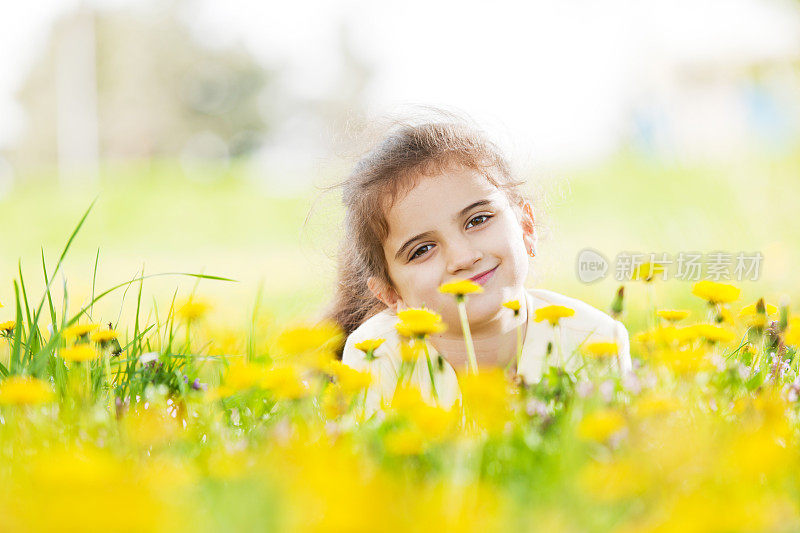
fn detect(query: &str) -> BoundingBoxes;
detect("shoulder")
[342,309,401,369]
[528,287,632,373]
[528,288,620,336]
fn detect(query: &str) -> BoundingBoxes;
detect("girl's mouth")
[469,265,498,286]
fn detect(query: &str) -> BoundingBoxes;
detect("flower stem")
[361,387,368,421]
[85,362,92,401]
[456,298,478,374]
[103,351,112,390]
[420,339,439,404]
[554,324,563,367]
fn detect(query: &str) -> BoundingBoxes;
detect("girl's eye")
[466,214,491,229]
[410,244,434,261]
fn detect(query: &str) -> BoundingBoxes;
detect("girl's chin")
[433,291,506,321]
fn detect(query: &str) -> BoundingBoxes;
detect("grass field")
[2,150,800,531]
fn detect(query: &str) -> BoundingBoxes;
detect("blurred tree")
[13,4,275,170]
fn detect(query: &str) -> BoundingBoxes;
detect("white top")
[342,288,632,413]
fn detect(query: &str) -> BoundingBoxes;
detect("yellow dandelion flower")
[653,348,713,374]
[387,384,457,439]
[718,306,735,326]
[438,279,483,298]
[582,341,618,358]
[785,318,800,347]
[502,300,521,312]
[205,385,235,401]
[533,305,575,326]
[577,408,626,442]
[353,338,385,354]
[294,349,336,372]
[177,299,211,322]
[90,329,119,344]
[674,325,702,343]
[0,320,16,334]
[634,325,696,347]
[262,365,308,400]
[631,330,652,347]
[62,323,100,341]
[224,362,270,392]
[657,325,693,345]
[60,344,99,362]
[277,321,344,355]
[631,261,667,282]
[657,309,691,322]
[388,383,427,413]
[395,308,445,337]
[739,301,778,317]
[459,369,511,433]
[399,340,423,362]
[326,360,372,394]
[321,384,349,419]
[739,299,777,328]
[691,280,741,304]
[0,376,54,405]
[687,323,736,344]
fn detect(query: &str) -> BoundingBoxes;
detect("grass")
[0,150,799,531]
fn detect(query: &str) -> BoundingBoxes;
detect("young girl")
[326,117,631,412]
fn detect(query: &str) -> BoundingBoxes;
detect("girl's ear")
[367,277,402,312]
[519,201,537,256]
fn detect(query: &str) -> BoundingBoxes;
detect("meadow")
[1,151,799,531]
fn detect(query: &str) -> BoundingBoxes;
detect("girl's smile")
[469,265,498,286]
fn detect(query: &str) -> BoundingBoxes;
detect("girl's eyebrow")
[393,199,493,261]
[452,199,493,222]
[394,230,435,261]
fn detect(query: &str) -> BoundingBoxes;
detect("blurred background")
[1,0,799,331]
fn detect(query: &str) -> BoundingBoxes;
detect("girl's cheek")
[397,262,438,297]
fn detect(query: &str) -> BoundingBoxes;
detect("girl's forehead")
[384,168,506,237]
[393,167,500,206]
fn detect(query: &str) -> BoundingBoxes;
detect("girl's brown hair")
[323,112,534,346]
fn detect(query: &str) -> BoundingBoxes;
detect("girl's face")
[372,165,535,330]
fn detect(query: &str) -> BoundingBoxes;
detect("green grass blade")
[132,265,145,356]
[165,289,178,355]
[18,261,33,333]
[41,248,58,333]
[28,200,97,352]
[11,282,23,374]
[30,270,234,374]
[18,260,39,359]
[114,267,139,330]
[90,247,100,319]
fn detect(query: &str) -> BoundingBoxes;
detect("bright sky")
[1,0,799,164]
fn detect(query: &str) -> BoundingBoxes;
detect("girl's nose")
[445,239,483,275]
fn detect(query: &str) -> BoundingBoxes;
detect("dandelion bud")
[779,295,790,332]
[609,286,624,319]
